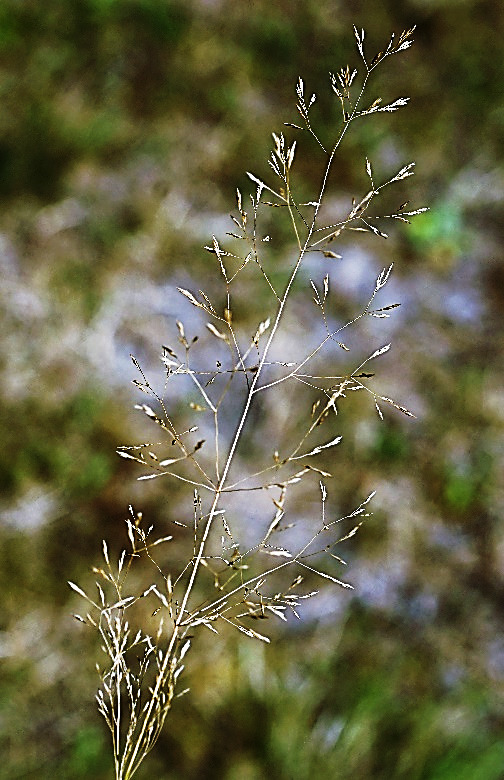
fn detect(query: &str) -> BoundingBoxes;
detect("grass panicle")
[71,25,426,779]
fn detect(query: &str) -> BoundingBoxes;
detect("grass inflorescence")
[70,24,426,779]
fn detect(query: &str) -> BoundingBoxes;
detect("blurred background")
[1,0,503,777]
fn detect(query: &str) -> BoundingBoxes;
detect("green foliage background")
[1,0,503,777]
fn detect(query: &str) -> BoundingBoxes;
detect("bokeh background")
[1,0,503,777]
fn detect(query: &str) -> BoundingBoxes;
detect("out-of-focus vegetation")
[1,0,503,777]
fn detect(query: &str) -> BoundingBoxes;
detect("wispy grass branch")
[71,24,425,779]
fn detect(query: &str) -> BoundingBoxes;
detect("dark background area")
[1,1,503,777]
